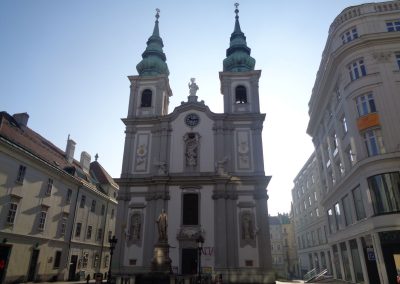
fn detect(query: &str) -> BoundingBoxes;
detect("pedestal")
[151,241,172,273]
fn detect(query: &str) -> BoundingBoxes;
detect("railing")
[304,268,328,283]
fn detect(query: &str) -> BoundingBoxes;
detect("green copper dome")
[136,10,169,76]
[223,4,255,72]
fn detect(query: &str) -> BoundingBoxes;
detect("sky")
[0,0,386,215]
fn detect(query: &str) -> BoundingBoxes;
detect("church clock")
[184,113,200,127]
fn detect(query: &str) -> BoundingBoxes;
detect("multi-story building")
[292,154,330,278]
[0,111,118,283]
[305,1,400,283]
[114,6,274,284]
[269,214,298,279]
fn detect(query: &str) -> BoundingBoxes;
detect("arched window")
[140,89,152,107]
[235,85,247,104]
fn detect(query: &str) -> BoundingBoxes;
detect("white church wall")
[169,110,215,173]
[168,186,181,267]
[200,185,215,268]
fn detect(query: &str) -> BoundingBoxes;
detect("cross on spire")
[155,8,160,21]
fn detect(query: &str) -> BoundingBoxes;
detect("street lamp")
[107,235,118,284]
[196,235,204,284]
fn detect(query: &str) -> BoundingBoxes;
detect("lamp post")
[196,235,204,284]
[107,235,117,284]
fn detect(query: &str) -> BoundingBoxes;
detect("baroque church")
[115,5,274,283]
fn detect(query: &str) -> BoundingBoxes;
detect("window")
[91,200,96,213]
[80,195,86,208]
[75,223,82,237]
[104,255,109,268]
[66,189,72,204]
[82,252,89,268]
[332,133,339,156]
[7,203,18,224]
[364,129,385,156]
[45,178,53,195]
[350,240,365,282]
[368,172,400,214]
[60,214,68,236]
[235,85,247,104]
[347,147,355,166]
[348,59,366,81]
[334,203,344,230]
[341,27,358,44]
[101,204,105,215]
[333,245,342,279]
[182,193,199,225]
[53,251,62,269]
[86,225,93,239]
[16,165,26,183]
[97,228,103,241]
[356,93,376,116]
[340,242,352,281]
[140,89,152,107]
[342,195,354,226]
[38,209,47,230]
[396,53,400,69]
[108,230,112,240]
[386,20,400,32]
[341,116,348,134]
[352,186,366,220]
[328,208,336,233]
[93,253,100,268]
[111,209,114,219]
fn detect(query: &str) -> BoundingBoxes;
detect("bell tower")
[127,9,172,118]
[220,3,261,114]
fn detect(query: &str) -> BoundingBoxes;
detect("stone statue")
[188,78,199,96]
[185,134,199,166]
[242,213,254,240]
[156,209,168,241]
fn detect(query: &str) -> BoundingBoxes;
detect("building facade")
[305,1,400,283]
[0,112,118,283]
[114,7,274,284]
[269,214,298,279]
[291,153,331,278]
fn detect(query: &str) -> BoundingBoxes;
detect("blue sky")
[0,0,384,215]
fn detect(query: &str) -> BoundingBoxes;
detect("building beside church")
[0,111,118,283]
[269,214,298,279]
[114,6,274,284]
[295,1,400,283]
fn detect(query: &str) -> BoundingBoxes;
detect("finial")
[95,153,99,161]
[155,8,160,21]
[234,3,239,19]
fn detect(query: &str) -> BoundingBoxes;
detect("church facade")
[115,6,274,283]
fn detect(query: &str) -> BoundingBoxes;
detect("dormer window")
[140,89,152,107]
[235,85,247,104]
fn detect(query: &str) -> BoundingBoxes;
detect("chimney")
[13,113,29,127]
[65,136,76,164]
[80,151,91,173]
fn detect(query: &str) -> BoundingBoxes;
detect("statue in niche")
[188,78,199,96]
[242,212,254,240]
[215,156,229,175]
[185,133,199,167]
[154,160,168,175]
[130,213,141,241]
[156,209,168,241]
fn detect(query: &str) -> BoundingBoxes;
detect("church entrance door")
[181,248,197,275]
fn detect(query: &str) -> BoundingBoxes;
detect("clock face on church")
[185,113,200,127]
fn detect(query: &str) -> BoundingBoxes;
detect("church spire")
[136,9,170,76]
[223,3,255,72]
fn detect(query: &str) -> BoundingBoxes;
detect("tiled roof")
[0,111,117,189]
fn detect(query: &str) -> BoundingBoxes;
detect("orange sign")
[357,113,380,131]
